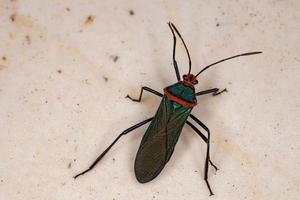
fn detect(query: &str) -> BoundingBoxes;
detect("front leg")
[126,86,163,102]
[196,88,227,96]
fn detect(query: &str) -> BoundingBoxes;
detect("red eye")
[183,75,188,80]
[192,80,198,84]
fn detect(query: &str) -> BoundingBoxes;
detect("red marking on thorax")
[180,80,195,89]
[163,87,197,108]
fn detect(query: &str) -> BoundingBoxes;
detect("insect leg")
[74,117,153,179]
[126,87,163,102]
[186,121,218,170]
[189,114,215,196]
[168,22,181,81]
[196,88,227,96]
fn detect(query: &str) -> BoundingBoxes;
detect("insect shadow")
[74,22,262,196]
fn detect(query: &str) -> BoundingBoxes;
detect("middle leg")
[189,114,215,196]
[186,120,218,171]
[74,117,153,179]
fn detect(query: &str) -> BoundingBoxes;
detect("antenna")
[195,51,262,77]
[169,22,192,74]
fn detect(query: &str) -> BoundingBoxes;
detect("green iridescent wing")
[134,96,192,183]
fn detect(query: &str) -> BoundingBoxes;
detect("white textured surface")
[0,1,299,199]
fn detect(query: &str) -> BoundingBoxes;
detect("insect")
[74,22,262,196]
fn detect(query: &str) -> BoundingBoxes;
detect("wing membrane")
[134,97,192,183]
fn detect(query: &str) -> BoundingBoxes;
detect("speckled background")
[0,0,299,199]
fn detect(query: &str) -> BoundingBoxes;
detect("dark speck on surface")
[113,56,119,62]
[68,162,72,169]
[10,13,16,22]
[85,15,96,25]
[66,7,70,11]
[216,23,220,27]
[103,76,108,82]
[111,55,119,62]
[25,35,31,44]
[129,10,135,16]
[249,13,257,17]
[2,56,6,61]
[57,69,62,74]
